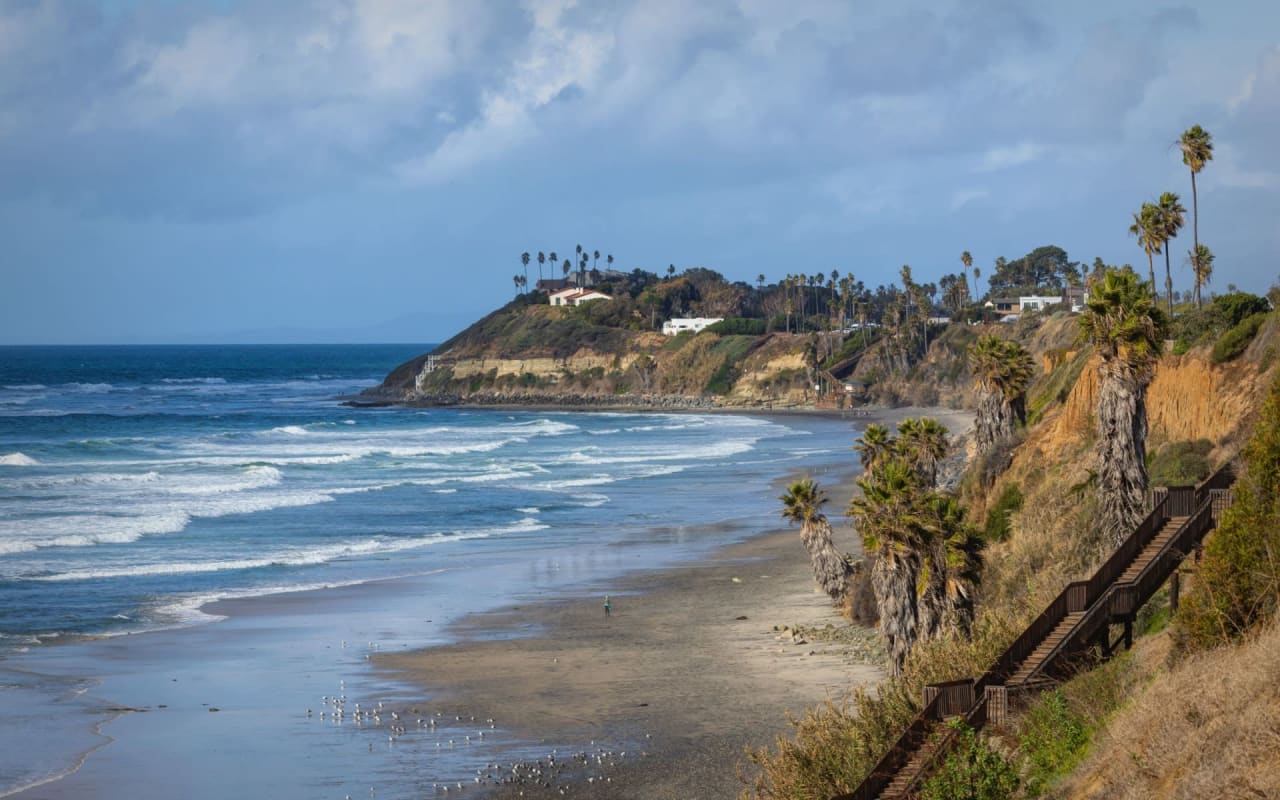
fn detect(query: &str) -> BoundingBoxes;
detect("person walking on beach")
[604,594,612,618]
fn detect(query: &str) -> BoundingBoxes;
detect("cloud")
[979,142,1046,172]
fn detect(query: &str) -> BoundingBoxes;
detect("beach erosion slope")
[375,406,974,799]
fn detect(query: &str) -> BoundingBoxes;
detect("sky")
[1,0,1278,344]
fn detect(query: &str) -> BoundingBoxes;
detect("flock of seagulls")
[312,639,650,797]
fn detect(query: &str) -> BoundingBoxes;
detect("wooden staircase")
[878,721,948,799]
[1006,611,1086,686]
[833,466,1236,800]
[1117,516,1189,584]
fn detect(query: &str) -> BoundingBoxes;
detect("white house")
[549,287,612,307]
[661,317,723,336]
[1018,295,1063,313]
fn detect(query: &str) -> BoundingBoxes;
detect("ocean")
[0,345,859,798]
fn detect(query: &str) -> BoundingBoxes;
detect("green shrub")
[1018,690,1089,795]
[705,317,767,335]
[705,357,738,395]
[1147,439,1214,486]
[983,483,1024,542]
[1210,311,1269,364]
[921,720,1019,800]
[1177,369,1280,652]
[1213,291,1270,327]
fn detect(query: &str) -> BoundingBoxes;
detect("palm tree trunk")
[801,520,851,602]
[1096,365,1151,547]
[1191,171,1199,265]
[1164,249,1173,315]
[1147,253,1155,294]
[871,550,919,676]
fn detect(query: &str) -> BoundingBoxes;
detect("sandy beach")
[375,528,882,799]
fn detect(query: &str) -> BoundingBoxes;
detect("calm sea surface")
[0,345,859,798]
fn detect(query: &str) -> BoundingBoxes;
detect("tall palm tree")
[1156,192,1186,314]
[520,252,530,291]
[606,253,613,272]
[961,251,973,297]
[593,249,600,274]
[562,259,571,279]
[537,251,546,283]
[780,478,851,604]
[1079,267,1169,547]
[1190,243,1214,309]
[1179,125,1214,280]
[973,266,981,302]
[968,335,1035,457]
[548,251,558,279]
[850,458,927,675]
[1129,202,1161,293]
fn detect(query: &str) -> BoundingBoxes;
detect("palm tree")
[1179,125,1214,280]
[961,251,973,294]
[849,458,926,674]
[973,266,981,302]
[548,251,558,279]
[520,252,530,291]
[895,417,950,487]
[593,249,600,274]
[562,259,571,279]
[606,253,613,272]
[854,423,894,471]
[1190,243,1214,309]
[537,251,546,283]
[1129,202,1161,293]
[1156,192,1186,314]
[756,273,766,291]
[1079,267,1169,547]
[512,274,522,296]
[667,264,676,278]
[917,493,982,640]
[780,478,851,603]
[968,335,1036,457]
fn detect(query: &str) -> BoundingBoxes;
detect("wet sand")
[376,528,887,799]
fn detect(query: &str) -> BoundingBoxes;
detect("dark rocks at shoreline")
[356,389,721,410]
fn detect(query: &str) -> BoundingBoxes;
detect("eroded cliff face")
[1035,350,1270,460]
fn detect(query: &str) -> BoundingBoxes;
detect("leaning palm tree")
[968,335,1035,457]
[854,423,894,471]
[1156,192,1186,314]
[1179,125,1214,277]
[850,459,926,674]
[1129,202,1162,293]
[1079,267,1169,547]
[780,478,851,603]
[1190,243,1214,309]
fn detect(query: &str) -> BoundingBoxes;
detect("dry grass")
[1054,623,1280,800]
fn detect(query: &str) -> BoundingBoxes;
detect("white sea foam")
[0,452,38,466]
[64,382,114,392]
[3,384,47,390]
[32,518,548,583]
[270,425,311,436]
[159,377,227,385]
